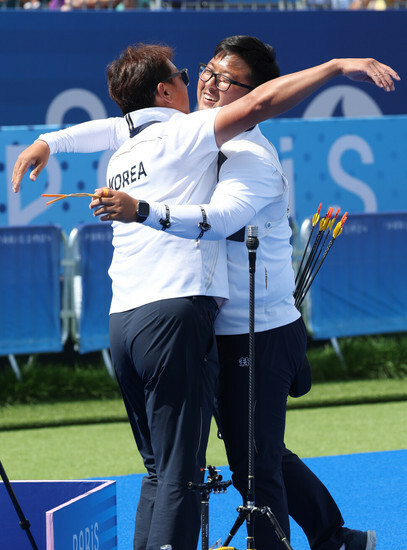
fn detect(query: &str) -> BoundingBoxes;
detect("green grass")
[288,378,407,408]
[0,333,406,481]
[0,399,127,430]
[284,401,407,458]
[1,379,406,431]
[1,401,405,480]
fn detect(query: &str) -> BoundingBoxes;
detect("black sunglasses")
[162,68,190,87]
[198,63,253,92]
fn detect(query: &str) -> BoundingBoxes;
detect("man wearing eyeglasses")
[13,37,398,548]
[199,62,255,92]
[110,37,380,550]
[136,37,379,550]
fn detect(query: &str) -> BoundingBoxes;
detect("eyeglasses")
[162,68,190,87]
[198,63,254,92]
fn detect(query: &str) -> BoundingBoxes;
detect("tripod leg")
[263,506,294,550]
[0,461,39,550]
[223,508,249,547]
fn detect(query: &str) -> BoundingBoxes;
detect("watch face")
[138,201,150,219]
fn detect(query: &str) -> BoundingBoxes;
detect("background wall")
[0,10,405,126]
[0,9,406,345]
[1,10,406,232]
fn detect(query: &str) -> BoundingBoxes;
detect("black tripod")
[222,226,294,550]
[0,460,39,549]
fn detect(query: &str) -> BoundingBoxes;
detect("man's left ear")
[154,82,173,107]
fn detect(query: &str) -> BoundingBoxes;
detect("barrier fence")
[1,212,407,378]
[0,225,68,378]
[0,223,114,378]
[301,211,407,340]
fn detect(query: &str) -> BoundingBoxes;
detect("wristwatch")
[136,200,150,223]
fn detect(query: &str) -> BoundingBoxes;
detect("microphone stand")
[222,226,294,550]
[0,460,39,549]
[245,224,259,549]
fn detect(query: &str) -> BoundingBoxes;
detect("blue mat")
[107,450,407,550]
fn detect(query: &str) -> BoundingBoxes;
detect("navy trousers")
[282,447,344,550]
[216,317,308,549]
[109,296,219,550]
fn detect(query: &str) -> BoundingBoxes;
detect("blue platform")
[107,450,407,550]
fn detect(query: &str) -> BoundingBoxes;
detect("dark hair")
[107,43,174,115]
[214,35,280,88]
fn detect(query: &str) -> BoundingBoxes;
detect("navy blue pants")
[282,447,344,549]
[109,296,219,550]
[216,317,308,549]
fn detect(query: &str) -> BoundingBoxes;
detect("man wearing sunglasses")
[13,37,398,549]
[134,37,379,550]
[100,37,379,550]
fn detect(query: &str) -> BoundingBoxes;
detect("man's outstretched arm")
[11,117,126,193]
[214,57,400,146]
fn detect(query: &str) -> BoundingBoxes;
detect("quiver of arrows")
[294,204,347,309]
